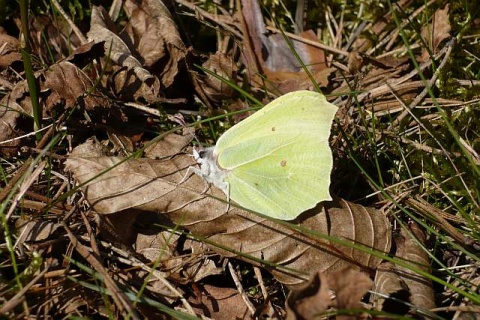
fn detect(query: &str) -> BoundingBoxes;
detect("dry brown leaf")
[84,4,166,105]
[421,4,451,62]
[144,128,194,159]
[135,219,223,284]
[264,31,327,73]
[263,67,335,94]
[0,33,22,69]
[42,61,111,113]
[371,222,435,314]
[371,262,410,314]
[200,51,238,103]
[0,98,29,156]
[123,0,186,88]
[329,268,373,317]
[65,134,391,288]
[15,216,62,243]
[65,41,106,68]
[69,137,111,158]
[87,6,154,83]
[191,284,250,320]
[286,268,372,319]
[396,222,436,310]
[285,271,332,320]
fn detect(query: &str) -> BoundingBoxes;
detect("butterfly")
[191,90,337,220]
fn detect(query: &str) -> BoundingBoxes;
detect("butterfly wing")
[215,90,337,220]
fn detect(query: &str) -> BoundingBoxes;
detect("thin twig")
[391,38,455,126]
[254,266,268,300]
[6,161,46,222]
[265,26,349,56]
[176,0,242,39]
[50,0,87,44]
[90,237,197,316]
[0,266,49,314]
[61,221,141,320]
[366,0,437,56]
[0,157,33,203]
[228,262,256,315]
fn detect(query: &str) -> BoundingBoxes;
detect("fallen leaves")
[65,135,391,289]
[372,222,436,315]
[1,0,477,318]
[286,268,373,319]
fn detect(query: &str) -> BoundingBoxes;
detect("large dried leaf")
[241,0,325,73]
[190,284,249,319]
[15,216,62,243]
[329,267,372,314]
[371,262,410,313]
[200,51,238,103]
[396,223,436,310]
[87,6,153,83]
[371,222,435,313]
[42,61,111,112]
[286,268,372,319]
[285,271,331,319]
[123,0,186,88]
[65,135,391,287]
[0,98,29,156]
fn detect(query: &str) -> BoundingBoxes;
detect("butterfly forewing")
[213,90,337,220]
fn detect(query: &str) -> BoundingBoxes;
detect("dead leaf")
[87,6,154,83]
[123,0,186,88]
[191,284,249,320]
[15,216,62,242]
[329,268,372,317]
[135,218,223,284]
[69,137,111,158]
[144,129,194,159]
[371,262,410,314]
[286,271,332,320]
[421,4,451,62]
[0,60,113,156]
[200,52,238,103]
[286,268,372,319]
[396,222,436,310]
[371,222,435,314]
[65,134,392,288]
[0,33,22,69]
[0,97,31,156]
[42,61,111,113]
[82,3,167,105]
[65,41,106,68]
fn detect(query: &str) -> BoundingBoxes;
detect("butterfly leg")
[223,181,231,213]
[178,165,195,185]
[179,165,211,193]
